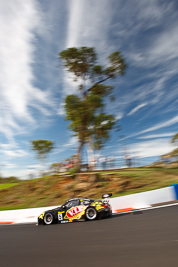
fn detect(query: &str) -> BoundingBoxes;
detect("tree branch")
[87,76,111,92]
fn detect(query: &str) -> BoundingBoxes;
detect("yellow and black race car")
[37,194,112,225]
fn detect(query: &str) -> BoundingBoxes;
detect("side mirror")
[62,205,65,209]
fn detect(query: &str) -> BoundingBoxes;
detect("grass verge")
[0,167,178,211]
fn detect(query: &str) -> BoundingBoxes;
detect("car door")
[64,199,86,221]
[57,199,80,222]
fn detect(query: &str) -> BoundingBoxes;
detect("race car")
[37,193,112,225]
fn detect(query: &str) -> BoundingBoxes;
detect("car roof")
[67,197,97,202]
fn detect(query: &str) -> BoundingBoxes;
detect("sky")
[0,0,177,179]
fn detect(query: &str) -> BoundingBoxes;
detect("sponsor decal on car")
[39,212,45,220]
[91,201,105,211]
[64,205,86,220]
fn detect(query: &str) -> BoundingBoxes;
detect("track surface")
[1,205,178,267]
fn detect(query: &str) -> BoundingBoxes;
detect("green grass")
[0,183,19,190]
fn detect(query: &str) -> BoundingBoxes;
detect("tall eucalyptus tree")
[59,47,127,170]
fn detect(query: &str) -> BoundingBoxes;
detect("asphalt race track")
[1,205,178,267]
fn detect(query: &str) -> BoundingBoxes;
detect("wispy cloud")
[1,148,29,158]
[129,139,177,158]
[66,0,112,50]
[147,25,178,65]
[0,0,177,178]
[61,0,115,96]
[0,143,29,159]
[128,103,147,116]
[0,0,55,142]
[115,112,124,120]
[140,115,178,135]
[113,136,176,160]
[138,132,176,139]
[112,1,178,118]
[129,138,176,158]
[125,1,178,67]
[57,102,65,116]
[64,136,78,148]
[127,115,178,139]
[53,136,78,155]
[2,163,17,169]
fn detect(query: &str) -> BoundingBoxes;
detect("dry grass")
[0,167,178,210]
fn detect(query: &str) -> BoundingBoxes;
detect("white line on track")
[113,202,178,215]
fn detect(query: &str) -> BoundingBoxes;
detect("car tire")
[85,207,97,220]
[44,213,53,225]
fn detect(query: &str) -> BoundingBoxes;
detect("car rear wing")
[102,193,112,199]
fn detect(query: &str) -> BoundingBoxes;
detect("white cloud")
[128,103,147,116]
[115,112,123,120]
[60,0,115,96]
[0,0,55,141]
[147,25,178,65]
[2,168,29,180]
[64,136,78,147]
[66,0,85,48]
[1,162,50,179]
[128,115,178,139]
[129,138,176,158]
[2,149,29,158]
[27,163,43,170]
[53,135,79,155]
[1,163,17,169]
[57,102,65,116]
[140,115,178,135]
[125,1,178,68]
[0,0,177,178]
[66,0,112,49]
[138,132,176,139]
[0,144,17,149]
[0,142,29,159]
[0,1,38,115]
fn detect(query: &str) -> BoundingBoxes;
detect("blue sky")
[0,0,177,178]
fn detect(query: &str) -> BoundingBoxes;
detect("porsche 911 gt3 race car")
[37,194,112,225]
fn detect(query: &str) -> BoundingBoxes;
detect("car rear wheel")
[85,207,97,220]
[44,213,53,225]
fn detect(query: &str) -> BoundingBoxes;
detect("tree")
[171,133,178,163]
[171,133,178,146]
[49,162,62,174]
[31,140,54,174]
[59,47,127,170]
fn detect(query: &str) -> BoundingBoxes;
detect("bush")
[68,167,78,176]
[0,176,20,183]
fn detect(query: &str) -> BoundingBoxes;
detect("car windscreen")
[65,199,79,208]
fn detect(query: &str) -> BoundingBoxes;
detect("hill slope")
[0,167,178,210]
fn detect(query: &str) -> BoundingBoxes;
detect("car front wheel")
[44,213,53,225]
[85,207,97,220]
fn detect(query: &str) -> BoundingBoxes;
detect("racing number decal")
[58,212,64,221]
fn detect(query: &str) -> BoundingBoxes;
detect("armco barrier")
[110,186,176,212]
[170,184,178,200]
[0,206,58,224]
[0,184,177,224]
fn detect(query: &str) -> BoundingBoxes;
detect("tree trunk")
[76,141,84,172]
[87,139,95,171]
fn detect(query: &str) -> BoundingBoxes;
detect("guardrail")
[0,184,178,224]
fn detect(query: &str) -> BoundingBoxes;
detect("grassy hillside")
[0,167,178,211]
